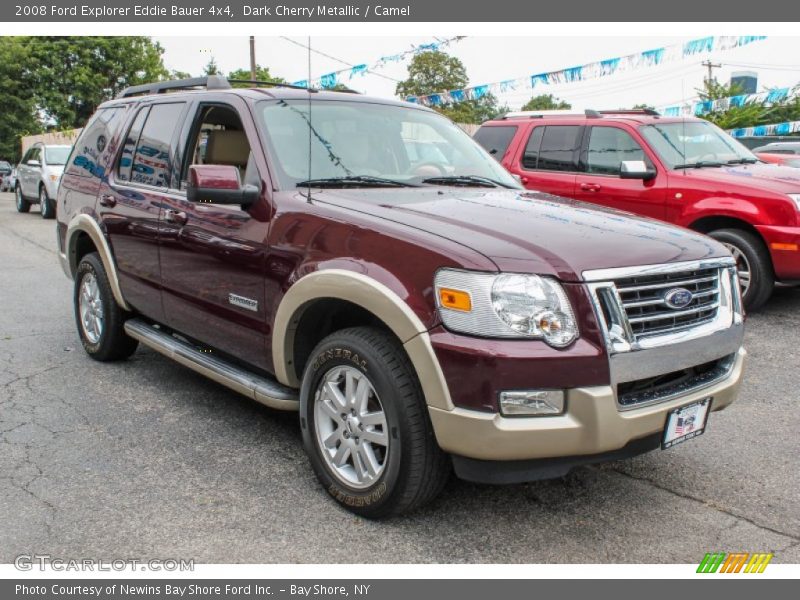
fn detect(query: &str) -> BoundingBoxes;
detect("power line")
[279,36,402,83]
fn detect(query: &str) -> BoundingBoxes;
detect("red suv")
[475,110,800,309]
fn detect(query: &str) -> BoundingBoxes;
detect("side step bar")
[124,319,299,411]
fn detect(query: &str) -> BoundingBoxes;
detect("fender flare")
[63,214,131,311]
[272,269,453,411]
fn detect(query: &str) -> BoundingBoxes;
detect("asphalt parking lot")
[0,192,798,564]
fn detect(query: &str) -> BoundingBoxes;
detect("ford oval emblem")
[664,287,694,309]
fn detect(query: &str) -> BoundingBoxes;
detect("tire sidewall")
[74,256,112,356]
[40,187,51,219]
[15,185,26,211]
[299,337,404,514]
[710,229,771,308]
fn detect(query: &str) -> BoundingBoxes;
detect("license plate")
[662,397,712,449]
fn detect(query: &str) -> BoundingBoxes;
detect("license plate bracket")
[662,397,712,449]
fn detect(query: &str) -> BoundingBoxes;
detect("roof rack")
[227,79,317,92]
[598,108,661,116]
[117,75,231,98]
[503,109,588,119]
[117,75,317,99]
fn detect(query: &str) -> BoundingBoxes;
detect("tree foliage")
[697,79,800,131]
[396,50,505,124]
[0,36,168,160]
[227,65,286,87]
[521,94,571,111]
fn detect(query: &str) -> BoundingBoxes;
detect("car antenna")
[681,78,687,177]
[307,36,313,203]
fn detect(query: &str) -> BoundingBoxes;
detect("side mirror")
[27,159,41,167]
[620,160,656,181]
[186,165,259,207]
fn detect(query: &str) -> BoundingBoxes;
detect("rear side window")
[473,125,518,160]
[66,107,125,178]
[521,125,581,172]
[118,102,185,188]
[586,127,649,175]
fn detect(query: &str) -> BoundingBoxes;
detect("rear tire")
[15,184,30,213]
[39,186,55,219]
[300,326,450,518]
[74,252,138,361]
[709,228,773,311]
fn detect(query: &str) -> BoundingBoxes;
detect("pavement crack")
[608,467,800,542]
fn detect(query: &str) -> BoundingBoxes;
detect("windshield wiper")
[673,161,725,169]
[296,175,418,188]
[421,175,513,188]
[726,158,759,165]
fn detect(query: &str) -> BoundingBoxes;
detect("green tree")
[203,57,220,75]
[521,94,571,111]
[0,37,167,160]
[396,50,502,124]
[168,69,193,80]
[227,65,286,87]
[23,37,167,130]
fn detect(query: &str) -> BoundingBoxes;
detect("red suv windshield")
[640,121,757,168]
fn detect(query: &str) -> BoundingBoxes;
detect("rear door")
[574,124,666,220]
[473,124,520,167]
[510,124,582,198]
[158,97,272,371]
[99,101,189,322]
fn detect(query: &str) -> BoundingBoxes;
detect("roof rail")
[117,75,231,98]
[227,79,318,92]
[502,109,584,119]
[598,108,661,116]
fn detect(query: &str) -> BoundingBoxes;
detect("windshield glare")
[257,99,519,188]
[640,121,756,168]
[45,146,71,166]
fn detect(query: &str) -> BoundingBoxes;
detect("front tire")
[300,326,450,518]
[15,184,30,213]
[39,186,55,219]
[74,252,138,361]
[709,228,774,311]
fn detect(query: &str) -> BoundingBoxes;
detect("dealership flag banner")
[407,35,767,106]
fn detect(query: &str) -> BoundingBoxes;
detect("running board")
[124,319,299,411]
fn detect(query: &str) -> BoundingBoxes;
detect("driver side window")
[181,104,256,192]
[586,127,651,176]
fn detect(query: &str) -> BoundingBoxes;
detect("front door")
[573,125,666,220]
[158,100,271,371]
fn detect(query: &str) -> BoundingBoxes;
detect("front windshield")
[640,120,757,168]
[256,99,519,188]
[45,146,71,166]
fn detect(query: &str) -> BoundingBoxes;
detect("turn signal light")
[770,242,798,251]
[439,288,472,312]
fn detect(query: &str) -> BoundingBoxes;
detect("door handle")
[164,209,188,225]
[520,176,529,185]
[580,183,601,192]
[99,194,116,208]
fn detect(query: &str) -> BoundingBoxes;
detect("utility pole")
[702,60,721,85]
[249,36,257,80]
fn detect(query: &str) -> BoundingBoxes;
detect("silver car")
[15,143,71,219]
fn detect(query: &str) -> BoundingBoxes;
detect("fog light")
[499,390,565,416]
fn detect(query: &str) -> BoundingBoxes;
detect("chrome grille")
[613,267,721,339]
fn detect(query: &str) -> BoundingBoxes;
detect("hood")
[315,188,726,281]
[44,164,65,176]
[677,162,800,195]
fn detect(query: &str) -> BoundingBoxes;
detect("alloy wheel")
[722,242,752,298]
[78,273,104,344]
[313,366,389,489]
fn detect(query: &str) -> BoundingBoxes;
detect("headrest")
[205,130,249,166]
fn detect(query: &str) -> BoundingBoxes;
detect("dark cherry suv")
[475,110,800,310]
[57,77,745,517]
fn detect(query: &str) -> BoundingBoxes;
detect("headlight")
[788,194,800,211]
[434,269,578,347]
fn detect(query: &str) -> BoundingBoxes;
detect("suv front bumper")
[429,346,745,481]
